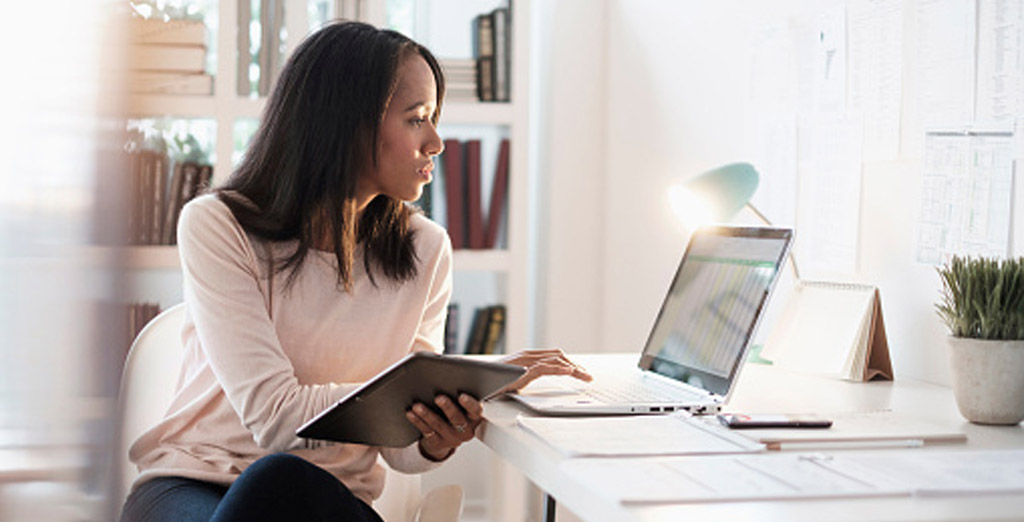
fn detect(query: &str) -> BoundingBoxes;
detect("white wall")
[532,1,609,352]
[535,0,1024,385]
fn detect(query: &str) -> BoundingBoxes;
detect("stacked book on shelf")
[441,59,478,102]
[443,303,507,355]
[473,6,511,102]
[435,138,510,250]
[128,150,212,245]
[129,17,212,95]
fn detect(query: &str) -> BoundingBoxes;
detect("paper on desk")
[560,449,1024,504]
[843,449,1024,495]
[561,453,909,504]
[516,412,764,457]
[715,411,967,449]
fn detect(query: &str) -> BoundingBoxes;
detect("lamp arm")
[744,203,801,281]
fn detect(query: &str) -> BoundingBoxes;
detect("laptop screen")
[638,226,792,397]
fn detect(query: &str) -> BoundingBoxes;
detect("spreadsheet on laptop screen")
[644,233,789,381]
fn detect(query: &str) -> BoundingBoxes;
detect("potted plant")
[936,255,1024,425]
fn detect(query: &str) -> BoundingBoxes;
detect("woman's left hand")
[406,393,483,461]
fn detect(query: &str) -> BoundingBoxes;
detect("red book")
[442,139,465,249]
[485,139,510,249]
[465,140,485,249]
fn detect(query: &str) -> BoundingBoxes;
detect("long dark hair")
[217,20,446,291]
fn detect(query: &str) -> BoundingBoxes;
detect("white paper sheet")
[561,453,907,504]
[847,0,903,160]
[560,449,1024,504]
[915,0,976,127]
[516,413,764,457]
[976,0,1024,124]
[916,131,1014,264]
[796,114,864,275]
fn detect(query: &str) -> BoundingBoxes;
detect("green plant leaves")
[936,256,1024,340]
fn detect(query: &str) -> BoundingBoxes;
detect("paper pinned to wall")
[916,131,1014,264]
[915,0,976,127]
[847,0,904,161]
[744,21,798,227]
[796,6,847,114]
[796,114,864,275]
[976,0,1024,125]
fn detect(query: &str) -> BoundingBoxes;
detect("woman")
[120,20,590,522]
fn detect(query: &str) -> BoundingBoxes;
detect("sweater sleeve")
[177,197,355,452]
[381,218,454,472]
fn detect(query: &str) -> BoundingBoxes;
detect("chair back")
[114,302,459,521]
[116,302,187,506]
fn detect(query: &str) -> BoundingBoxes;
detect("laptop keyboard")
[582,374,704,404]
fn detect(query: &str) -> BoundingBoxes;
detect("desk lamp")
[668,162,801,280]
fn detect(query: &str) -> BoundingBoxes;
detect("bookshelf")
[121,1,532,519]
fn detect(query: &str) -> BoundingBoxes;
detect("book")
[258,0,283,96]
[136,151,155,245]
[485,139,510,248]
[195,164,214,195]
[131,18,206,46]
[481,304,506,354]
[464,140,485,249]
[762,281,893,381]
[465,306,492,355]
[442,139,465,249]
[131,44,206,73]
[237,0,252,95]
[160,162,188,244]
[443,303,460,354]
[476,57,495,102]
[491,7,510,102]
[473,13,495,101]
[127,72,213,95]
[127,152,143,244]
[149,153,168,245]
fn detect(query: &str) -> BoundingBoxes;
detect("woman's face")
[357,54,444,208]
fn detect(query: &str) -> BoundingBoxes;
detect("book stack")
[441,59,478,102]
[441,303,506,355]
[464,304,507,355]
[472,7,511,102]
[129,17,212,95]
[439,138,510,249]
[128,151,212,245]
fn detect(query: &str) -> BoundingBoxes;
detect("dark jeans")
[120,453,384,522]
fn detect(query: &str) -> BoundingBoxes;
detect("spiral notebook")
[761,281,893,381]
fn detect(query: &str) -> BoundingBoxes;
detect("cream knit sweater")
[129,194,453,506]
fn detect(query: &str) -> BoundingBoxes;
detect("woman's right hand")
[497,349,592,393]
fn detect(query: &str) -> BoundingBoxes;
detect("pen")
[766,439,925,451]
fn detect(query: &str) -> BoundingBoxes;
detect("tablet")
[296,352,525,447]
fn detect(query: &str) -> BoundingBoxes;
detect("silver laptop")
[512,225,793,415]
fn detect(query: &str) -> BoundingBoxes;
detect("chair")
[116,303,462,522]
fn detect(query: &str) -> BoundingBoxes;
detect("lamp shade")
[669,162,759,227]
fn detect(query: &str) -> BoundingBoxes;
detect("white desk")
[477,354,1024,522]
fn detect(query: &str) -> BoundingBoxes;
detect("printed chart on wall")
[916,131,1014,264]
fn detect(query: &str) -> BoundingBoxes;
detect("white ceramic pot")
[947,337,1024,425]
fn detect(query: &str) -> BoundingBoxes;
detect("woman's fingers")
[500,352,594,392]
[406,393,484,459]
[501,349,592,383]
[433,395,479,441]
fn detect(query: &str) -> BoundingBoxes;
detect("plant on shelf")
[936,255,1024,425]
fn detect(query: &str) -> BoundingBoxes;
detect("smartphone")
[717,413,833,429]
